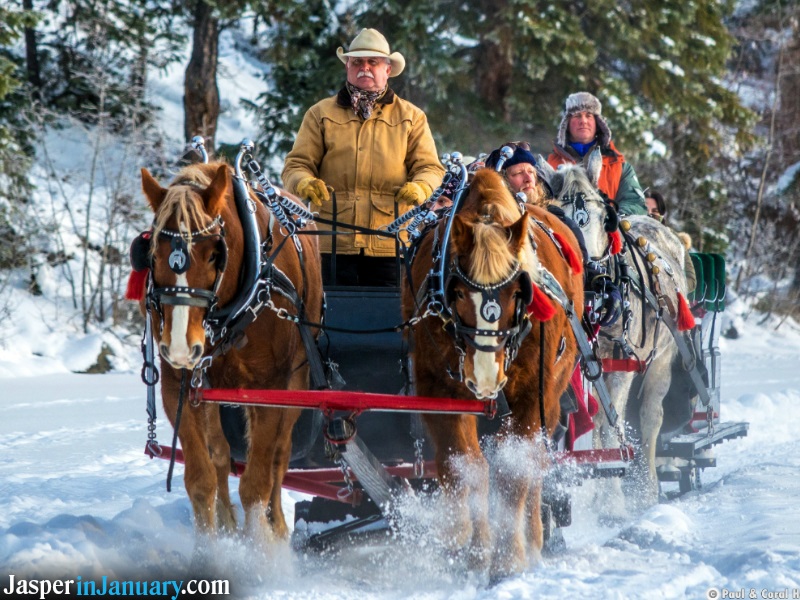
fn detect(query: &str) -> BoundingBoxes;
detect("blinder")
[214,237,228,272]
[563,192,590,228]
[604,204,619,233]
[517,270,533,306]
[130,231,152,272]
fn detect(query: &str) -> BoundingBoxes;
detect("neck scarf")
[346,82,387,119]
[569,140,597,157]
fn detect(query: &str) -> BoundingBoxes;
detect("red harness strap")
[601,358,646,373]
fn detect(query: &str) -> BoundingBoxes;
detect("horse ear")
[203,165,230,215]
[451,214,474,255]
[536,155,555,185]
[508,212,530,255]
[141,168,166,212]
[549,172,565,198]
[586,147,602,187]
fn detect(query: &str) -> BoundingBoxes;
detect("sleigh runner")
[134,139,747,562]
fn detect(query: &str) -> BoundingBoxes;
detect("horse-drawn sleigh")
[130,138,747,579]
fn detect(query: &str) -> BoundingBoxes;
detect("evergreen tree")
[0,3,38,271]
[243,0,350,174]
[30,0,184,123]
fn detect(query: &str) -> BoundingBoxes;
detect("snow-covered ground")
[1,303,799,600]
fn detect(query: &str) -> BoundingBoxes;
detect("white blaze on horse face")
[166,273,193,366]
[468,291,505,399]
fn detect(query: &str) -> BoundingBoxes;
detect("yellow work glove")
[296,176,330,206]
[395,181,432,206]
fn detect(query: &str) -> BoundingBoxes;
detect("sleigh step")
[656,421,749,460]
[553,447,635,483]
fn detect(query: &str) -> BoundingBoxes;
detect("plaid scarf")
[346,82,387,119]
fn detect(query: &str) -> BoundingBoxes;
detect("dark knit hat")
[556,92,612,148]
[485,144,537,171]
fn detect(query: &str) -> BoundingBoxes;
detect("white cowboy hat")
[336,28,405,77]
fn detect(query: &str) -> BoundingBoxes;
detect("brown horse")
[402,169,583,579]
[140,162,322,543]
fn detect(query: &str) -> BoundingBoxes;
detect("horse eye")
[208,252,216,264]
[456,290,465,300]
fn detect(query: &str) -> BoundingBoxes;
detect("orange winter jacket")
[547,141,647,216]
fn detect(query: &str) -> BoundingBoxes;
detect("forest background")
[0,0,798,357]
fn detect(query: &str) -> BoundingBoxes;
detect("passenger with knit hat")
[486,142,622,327]
[547,92,647,216]
[282,28,444,286]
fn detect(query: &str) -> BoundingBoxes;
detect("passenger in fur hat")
[283,28,444,286]
[547,92,647,216]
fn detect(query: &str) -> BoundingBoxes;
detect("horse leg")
[490,456,535,579]
[423,413,491,570]
[593,371,635,522]
[489,414,550,579]
[266,365,307,539]
[240,405,282,544]
[207,405,237,532]
[265,406,301,540]
[634,356,671,508]
[161,370,218,534]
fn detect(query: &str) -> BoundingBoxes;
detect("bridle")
[147,214,228,318]
[559,188,618,265]
[444,259,533,374]
[559,191,591,229]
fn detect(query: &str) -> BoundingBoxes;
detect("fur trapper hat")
[556,92,612,148]
[337,28,405,77]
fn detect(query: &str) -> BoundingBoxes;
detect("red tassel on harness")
[527,283,556,321]
[608,230,623,255]
[125,268,148,301]
[676,292,695,331]
[553,231,583,275]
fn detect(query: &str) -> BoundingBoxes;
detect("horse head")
[141,163,235,369]
[446,170,534,400]
[539,150,618,262]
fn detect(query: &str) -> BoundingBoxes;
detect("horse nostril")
[159,343,169,358]
[190,344,204,362]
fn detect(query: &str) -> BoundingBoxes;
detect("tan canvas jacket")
[282,88,444,256]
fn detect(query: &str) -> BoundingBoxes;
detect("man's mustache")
[357,71,375,79]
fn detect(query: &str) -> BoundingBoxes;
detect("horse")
[402,168,583,579]
[138,161,323,543]
[539,153,694,514]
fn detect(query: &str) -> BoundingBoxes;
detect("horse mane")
[460,169,536,284]
[468,222,519,284]
[152,163,226,250]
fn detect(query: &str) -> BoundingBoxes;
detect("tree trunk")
[475,29,513,121]
[184,0,220,148]
[23,0,41,97]
[474,0,513,121]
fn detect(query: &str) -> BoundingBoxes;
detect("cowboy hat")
[336,28,405,77]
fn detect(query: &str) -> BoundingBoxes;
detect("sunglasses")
[502,140,532,151]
